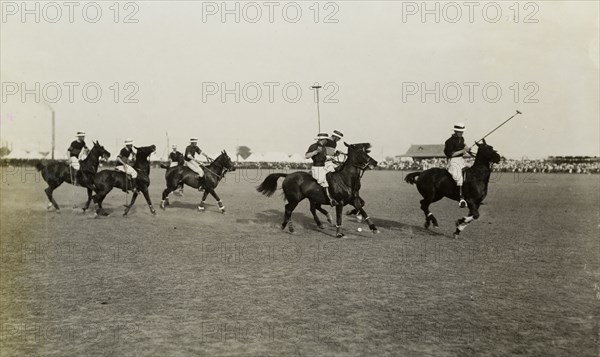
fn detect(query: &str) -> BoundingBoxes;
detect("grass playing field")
[1,167,598,356]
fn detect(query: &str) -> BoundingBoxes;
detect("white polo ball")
[357,228,363,232]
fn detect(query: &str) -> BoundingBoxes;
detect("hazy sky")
[1,1,598,159]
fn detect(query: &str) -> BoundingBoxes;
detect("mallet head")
[516,110,522,114]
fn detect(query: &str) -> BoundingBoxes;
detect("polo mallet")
[470,110,522,149]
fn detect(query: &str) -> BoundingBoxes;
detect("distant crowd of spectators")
[2,157,598,174]
[377,158,600,174]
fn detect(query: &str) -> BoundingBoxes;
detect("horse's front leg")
[208,189,225,213]
[454,200,479,239]
[335,204,344,238]
[123,191,139,216]
[354,205,380,234]
[197,190,210,212]
[141,188,156,215]
[82,188,93,212]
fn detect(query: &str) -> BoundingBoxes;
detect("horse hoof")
[336,233,345,238]
[317,224,325,229]
[55,209,61,214]
[220,209,226,214]
[372,229,380,234]
[453,233,460,239]
[356,215,363,223]
[198,206,205,212]
[424,222,430,229]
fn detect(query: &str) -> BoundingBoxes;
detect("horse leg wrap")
[217,201,225,211]
[198,201,206,211]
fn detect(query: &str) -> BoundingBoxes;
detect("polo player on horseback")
[444,123,473,208]
[324,130,344,173]
[116,138,138,192]
[67,131,89,185]
[169,144,185,195]
[169,145,184,168]
[184,137,211,191]
[306,133,338,206]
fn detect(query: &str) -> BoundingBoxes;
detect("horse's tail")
[405,172,421,185]
[256,173,288,197]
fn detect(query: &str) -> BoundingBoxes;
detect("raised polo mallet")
[470,110,522,148]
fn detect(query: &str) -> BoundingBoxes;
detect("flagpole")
[312,85,322,132]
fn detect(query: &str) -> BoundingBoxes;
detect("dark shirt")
[184,145,202,161]
[324,139,338,157]
[68,140,87,157]
[306,143,326,166]
[169,151,184,165]
[118,146,135,164]
[444,134,465,158]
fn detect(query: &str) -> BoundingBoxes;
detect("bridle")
[203,156,232,180]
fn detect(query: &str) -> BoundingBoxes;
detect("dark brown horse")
[405,140,501,238]
[257,143,379,238]
[92,145,157,216]
[35,141,111,212]
[160,151,235,213]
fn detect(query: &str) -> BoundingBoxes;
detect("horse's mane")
[338,143,372,170]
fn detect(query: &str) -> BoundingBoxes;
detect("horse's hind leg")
[315,204,333,224]
[282,201,299,233]
[420,199,435,228]
[310,201,324,229]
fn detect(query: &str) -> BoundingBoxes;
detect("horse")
[404,140,502,238]
[257,142,379,238]
[35,141,111,212]
[92,145,157,216]
[160,150,236,213]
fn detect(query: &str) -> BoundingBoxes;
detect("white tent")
[286,153,310,163]
[261,152,290,162]
[244,153,266,162]
[5,149,29,159]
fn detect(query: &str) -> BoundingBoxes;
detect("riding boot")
[324,187,338,206]
[458,185,467,208]
[198,176,205,192]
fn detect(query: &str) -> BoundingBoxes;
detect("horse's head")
[344,142,378,170]
[91,140,111,161]
[134,145,157,162]
[474,139,501,165]
[215,150,236,172]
